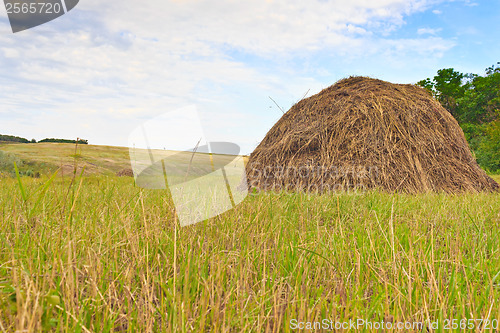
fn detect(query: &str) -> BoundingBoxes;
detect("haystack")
[116,168,134,177]
[246,77,499,193]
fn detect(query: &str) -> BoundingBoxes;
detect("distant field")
[0,142,133,176]
[0,143,499,332]
[0,142,248,178]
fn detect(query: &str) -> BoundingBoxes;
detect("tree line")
[0,135,88,145]
[417,62,500,173]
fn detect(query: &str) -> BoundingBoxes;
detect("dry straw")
[116,168,134,177]
[246,76,499,193]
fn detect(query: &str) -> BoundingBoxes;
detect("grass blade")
[13,162,27,202]
[28,168,59,219]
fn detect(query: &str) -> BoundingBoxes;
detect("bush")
[0,151,51,177]
[0,151,23,176]
[0,134,29,143]
[478,119,500,173]
[460,120,500,173]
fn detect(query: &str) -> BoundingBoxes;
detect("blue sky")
[0,0,499,154]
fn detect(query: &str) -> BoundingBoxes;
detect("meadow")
[0,143,499,332]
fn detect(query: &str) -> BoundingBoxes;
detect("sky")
[1,0,499,154]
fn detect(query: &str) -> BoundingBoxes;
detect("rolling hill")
[0,142,132,176]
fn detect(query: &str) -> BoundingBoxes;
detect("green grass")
[0,171,499,332]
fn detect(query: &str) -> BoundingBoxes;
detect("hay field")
[0,142,133,176]
[0,143,499,332]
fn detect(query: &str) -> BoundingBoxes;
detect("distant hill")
[0,142,131,177]
[0,134,88,145]
[0,141,247,178]
[39,138,88,144]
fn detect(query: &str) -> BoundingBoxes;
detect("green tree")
[457,65,500,124]
[416,77,434,95]
[433,68,465,118]
[418,63,500,173]
[417,68,466,118]
[478,117,500,172]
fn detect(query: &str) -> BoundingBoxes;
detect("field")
[0,142,132,177]
[1,143,500,332]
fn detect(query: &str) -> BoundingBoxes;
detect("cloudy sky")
[1,0,499,154]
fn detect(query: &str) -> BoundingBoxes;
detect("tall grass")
[0,173,499,332]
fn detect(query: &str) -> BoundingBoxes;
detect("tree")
[417,68,465,118]
[457,68,500,124]
[0,134,30,143]
[416,78,434,95]
[434,68,465,117]
[418,63,500,172]
[478,117,500,172]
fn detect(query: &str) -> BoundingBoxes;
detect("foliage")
[38,138,88,144]
[0,134,88,145]
[0,151,47,178]
[458,70,500,124]
[0,150,23,177]
[417,68,465,118]
[478,118,500,172]
[0,134,31,143]
[418,62,500,172]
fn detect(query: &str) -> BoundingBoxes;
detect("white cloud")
[1,47,19,58]
[81,0,444,55]
[346,24,370,35]
[417,27,443,35]
[463,0,479,6]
